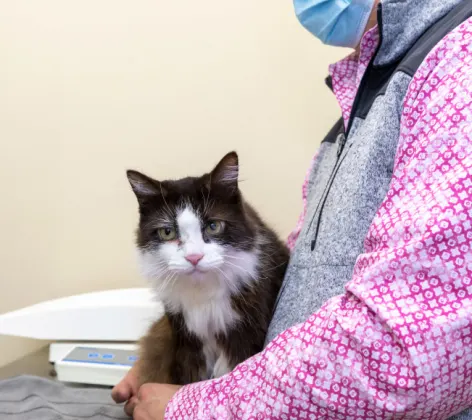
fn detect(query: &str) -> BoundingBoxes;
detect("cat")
[126,152,289,385]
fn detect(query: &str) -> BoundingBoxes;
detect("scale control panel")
[63,347,139,366]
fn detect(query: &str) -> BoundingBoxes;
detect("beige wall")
[0,1,346,367]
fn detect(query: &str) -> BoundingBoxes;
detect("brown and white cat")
[126,152,289,385]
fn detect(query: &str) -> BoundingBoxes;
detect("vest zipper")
[310,4,384,252]
[310,135,348,251]
[337,133,347,157]
[305,131,344,242]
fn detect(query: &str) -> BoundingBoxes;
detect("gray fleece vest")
[265,1,472,417]
[267,0,470,341]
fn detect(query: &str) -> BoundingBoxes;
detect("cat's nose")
[185,254,204,266]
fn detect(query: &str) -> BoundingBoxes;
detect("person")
[112,0,472,418]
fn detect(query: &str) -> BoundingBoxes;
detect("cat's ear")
[127,170,166,204]
[209,152,239,191]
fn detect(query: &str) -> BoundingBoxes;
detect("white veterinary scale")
[0,288,164,386]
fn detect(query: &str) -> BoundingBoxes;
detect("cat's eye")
[205,220,224,235]
[157,227,177,241]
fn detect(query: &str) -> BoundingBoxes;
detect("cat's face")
[127,152,258,299]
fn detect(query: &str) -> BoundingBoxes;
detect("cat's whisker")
[236,294,259,317]
[166,272,178,289]
[144,264,167,277]
[200,192,207,217]
[260,250,284,261]
[259,261,288,273]
[157,271,178,294]
[215,267,232,288]
[221,254,249,261]
[147,261,169,274]
[201,190,212,218]
[223,260,257,282]
[149,259,168,267]
[205,183,212,212]
[159,184,175,220]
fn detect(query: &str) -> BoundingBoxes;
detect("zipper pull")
[337,134,346,157]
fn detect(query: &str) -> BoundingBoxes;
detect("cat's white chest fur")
[179,287,239,378]
[202,339,232,379]
[182,293,240,340]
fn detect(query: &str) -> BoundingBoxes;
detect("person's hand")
[111,365,140,416]
[132,383,182,420]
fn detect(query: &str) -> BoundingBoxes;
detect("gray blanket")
[0,375,470,419]
[0,375,127,420]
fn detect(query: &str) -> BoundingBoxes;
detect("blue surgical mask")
[294,0,376,48]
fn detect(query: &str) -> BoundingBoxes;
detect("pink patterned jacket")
[166,3,472,419]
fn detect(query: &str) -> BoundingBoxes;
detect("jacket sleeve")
[165,26,472,420]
